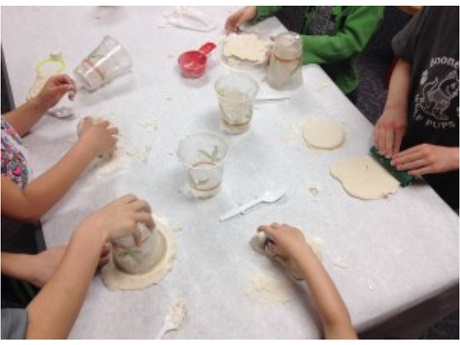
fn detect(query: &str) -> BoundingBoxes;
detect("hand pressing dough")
[330,156,400,200]
[250,231,322,281]
[223,33,271,63]
[77,116,115,160]
[77,116,112,137]
[101,217,176,291]
[302,117,345,149]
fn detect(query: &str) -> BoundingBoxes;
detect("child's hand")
[257,223,312,261]
[36,74,76,111]
[391,144,459,176]
[225,6,257,33]
[374,104,408,159]
[79,194,155,242]
[78,117,119,157]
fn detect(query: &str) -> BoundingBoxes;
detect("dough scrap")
[223,33,271,63]
[101,217,176,291]
[302,117,345,149]
[330,156,400,200]
[171,298,187,328]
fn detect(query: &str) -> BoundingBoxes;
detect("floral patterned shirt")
[1,117,29,188]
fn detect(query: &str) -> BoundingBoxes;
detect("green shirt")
[255,6,384,95]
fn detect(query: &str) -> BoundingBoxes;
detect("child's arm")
[259,223,357,339]
[1,245,110,288]
[25,195,154,339]
[1,248,66,288]
[4,74,76,137]
[374,58,411,158]
[1,120,118,222]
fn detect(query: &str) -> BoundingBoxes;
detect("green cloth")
[255,6,384,95]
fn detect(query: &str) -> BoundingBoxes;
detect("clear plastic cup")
[266,32,303,90]
[177,132,228,199]
[112,223,163,275]
[215,73,259,134]
[74,35,132,91]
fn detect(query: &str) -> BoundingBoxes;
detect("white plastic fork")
[219,189,286,222]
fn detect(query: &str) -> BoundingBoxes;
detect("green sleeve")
[302,6,385,64]
[254,6,282,22]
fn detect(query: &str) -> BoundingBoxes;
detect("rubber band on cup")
[83,57,105,81]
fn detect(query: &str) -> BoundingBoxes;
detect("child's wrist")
[29,96,48,115]
[76,135,100,158]
[384,102,407,112]
[290,244,315,264]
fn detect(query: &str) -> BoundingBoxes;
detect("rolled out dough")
[101,217,176,291]
[302,117,345,149]
[223,33,271,63]
[330,156,400,200]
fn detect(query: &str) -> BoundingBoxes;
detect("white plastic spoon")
[154,299,187,339]
[219,189,286,222]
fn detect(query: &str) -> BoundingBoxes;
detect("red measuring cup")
[178,42,216,78]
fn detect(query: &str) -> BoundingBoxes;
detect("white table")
[2,6,458,339]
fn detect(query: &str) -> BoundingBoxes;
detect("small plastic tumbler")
[215,73,259,134]
[74,35,132,91]
[112,223,161,275]
[177,132,228,199]
[266,32,303,90]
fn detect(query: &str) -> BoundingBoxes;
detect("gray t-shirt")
[1,309,28,339]
[391,6,459,210]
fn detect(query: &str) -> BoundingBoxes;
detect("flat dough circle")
[302,117,345,149]
[330,156,400,200]
[101,218,176,291]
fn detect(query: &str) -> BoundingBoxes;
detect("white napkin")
[162,6,217,32]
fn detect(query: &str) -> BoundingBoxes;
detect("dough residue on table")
[334,257,348,268]
[245,269,291,304]
[309,184,320,196]
[330,156,400,200]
